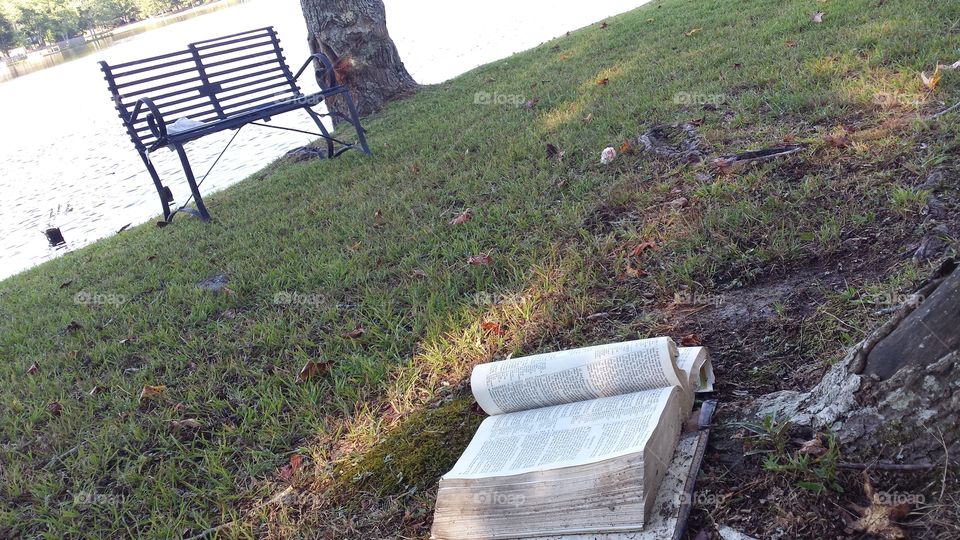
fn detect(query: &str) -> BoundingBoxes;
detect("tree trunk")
[755,260,960,463]
[299,0,418,119]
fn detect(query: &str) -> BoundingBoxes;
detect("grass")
[2,0,960,537]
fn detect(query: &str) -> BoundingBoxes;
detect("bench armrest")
[294,52,338,90]
[130,97,167,141]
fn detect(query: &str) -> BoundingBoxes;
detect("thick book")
[431,337,715,540]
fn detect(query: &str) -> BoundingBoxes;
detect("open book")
[431,337,715,540]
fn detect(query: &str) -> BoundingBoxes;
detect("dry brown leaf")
[824,126,852,148]
[597,77,609,85]
[138,384,166,405]
[669,197,690,209]
[546,143,565,162]
[279,453,304,481]
[171,418,201,431]
[600,21,608,29]
[847,472,911,540]
[921,65,942,91]
[468,253,494,266]
[619,141,634,155]
[47,402,63,416]
[785,39,798,47]
[343,325,365,339]
[627,241,657,258]
[679,333,703,347]
[624,263,647,278]
[449,209,473,225]
[685,28,702,37]
[798,434,827,457]
[480,321,506,336]
[296,360,328,383]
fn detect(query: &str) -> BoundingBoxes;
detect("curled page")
[677,347,715,392]
[471,337,682,416]
[443,386,679,479]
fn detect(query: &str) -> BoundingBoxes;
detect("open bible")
[431,337,715,540]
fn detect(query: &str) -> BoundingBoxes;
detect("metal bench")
[100,26,370,222]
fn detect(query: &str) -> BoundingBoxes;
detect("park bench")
[100,27,370,222]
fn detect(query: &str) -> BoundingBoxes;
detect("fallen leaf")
[669,197,690,209]
[627,241,657,258]
[680,333,703,346]
[47,402,63,416]
[171,418,201,431]
[785,39,798,47]
[824,127,852,148]
[524,98,539,109]
[546,143,565,162]
[811,11,825,23]
[296,360,329,383]
[409,163,420,175]
[784,134,797,144]
[27,363,40,375]
[279,453,304,480]
[597,77,609,85]
[847,472,910,540]
[600,21,608,29]
[468,253,494,266]
[619,141,634,155]
[480,321,506,336]
[89,385,103,396]
[343,325,365,339]
[59,280,73,289]
[65,321,83,333]
[798,434,827,457]
[449,209,473,226]
[685,27,702,37]
[410,268,428,278]
[138,385,166,405]
[374,209,383,220]
[921,65,942,91]
[624,263,647,278]
[733,62,742,69]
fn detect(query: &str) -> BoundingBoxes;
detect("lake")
[0,0,646,281]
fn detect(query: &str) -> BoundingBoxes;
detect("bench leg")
[139,151,173,222]
[304,107,335,159]
[174,144,211,221]
[341,91,372,156]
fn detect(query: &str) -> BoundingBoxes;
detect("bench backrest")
[100,27,301,151]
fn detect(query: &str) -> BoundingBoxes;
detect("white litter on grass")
[600,146,617,165]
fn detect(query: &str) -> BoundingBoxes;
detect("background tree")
[0,11,21,55]
[300,0,417,119]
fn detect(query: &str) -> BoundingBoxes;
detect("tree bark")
[755,260,960,463]
[299,0,418,119]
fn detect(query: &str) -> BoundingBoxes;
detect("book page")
[443,386,678,480]
[471,337,683,416]
[677,347,715,392]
